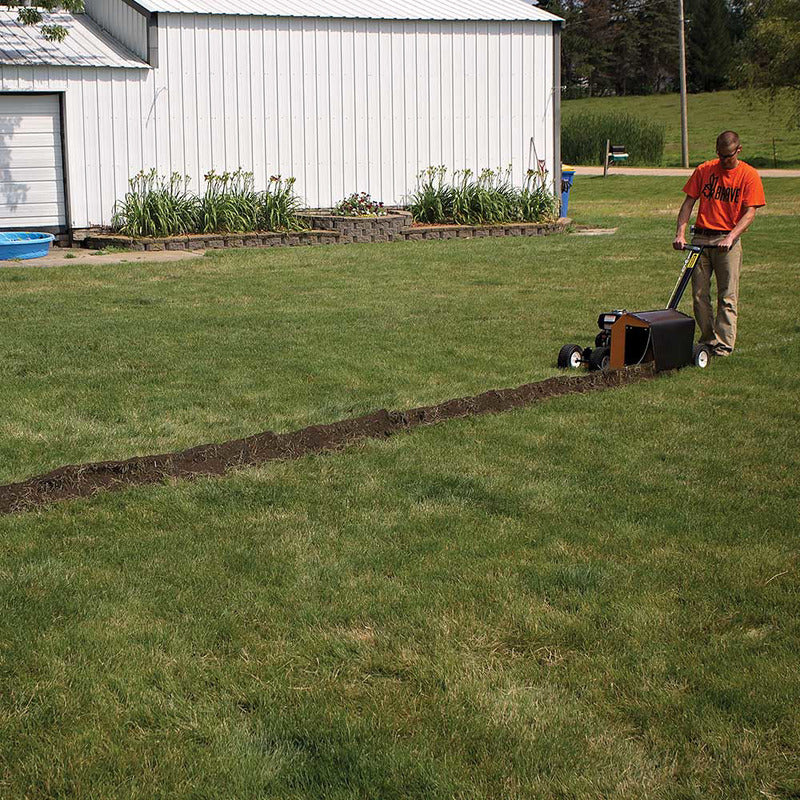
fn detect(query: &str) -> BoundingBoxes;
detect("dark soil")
[0,366,657,514]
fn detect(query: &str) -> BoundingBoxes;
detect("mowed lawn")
[563,90,800,168]
[0,178,798,799]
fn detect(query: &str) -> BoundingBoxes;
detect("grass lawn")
[563,90,800,168]
[1,179,798,799]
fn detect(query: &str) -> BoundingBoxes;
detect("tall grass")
[111,169,199,238]
[409,166,559,225]
[561,112,666,166]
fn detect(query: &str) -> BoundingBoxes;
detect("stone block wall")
[296,211,412,243]
[76,217,569,252]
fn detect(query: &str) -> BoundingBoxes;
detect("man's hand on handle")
[673,234,686,251]
[717,233,736,252]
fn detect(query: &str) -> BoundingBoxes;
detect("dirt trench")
[0,366,657,514]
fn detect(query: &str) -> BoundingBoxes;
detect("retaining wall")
[76,216,569,251]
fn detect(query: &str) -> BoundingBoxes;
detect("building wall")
[0,14,557,228]
[158,14,557,210]
[84,0,150,61]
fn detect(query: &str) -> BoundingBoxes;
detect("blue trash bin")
[560,167,575,218]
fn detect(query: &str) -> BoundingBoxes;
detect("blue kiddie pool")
[0,232,55,260]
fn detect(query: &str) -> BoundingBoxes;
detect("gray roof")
[0,10,148,68]
[133,0,562,21]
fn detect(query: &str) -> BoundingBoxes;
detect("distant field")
[563,90,800,168]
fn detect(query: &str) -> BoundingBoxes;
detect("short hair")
[716,131,740,150]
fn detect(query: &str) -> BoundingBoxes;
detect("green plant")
[199,168,261,233]
[259,176,307,232]
[408,166,452,224]
[561,111,666,166]
[517,168,560,222]
[333,192,387,216]
[111,169,199,238]
[409,165,558,225]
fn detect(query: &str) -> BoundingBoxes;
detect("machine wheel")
[589,345,611,371]
[557,344,584,369]
[693,343,711,368]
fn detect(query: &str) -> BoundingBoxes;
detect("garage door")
[0,94,66,230]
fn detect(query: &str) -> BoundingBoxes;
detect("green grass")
[1,179,799,798]
[563,90,800,168]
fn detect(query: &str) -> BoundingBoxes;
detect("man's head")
[716,131,741,168]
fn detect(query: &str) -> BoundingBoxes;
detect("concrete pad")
[570,227,618,236]
[0,248,207,268]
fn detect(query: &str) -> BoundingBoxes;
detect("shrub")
[408,165,559,225]
[111,169,199,237]
[333,192,387,216]
[561,112,666,166]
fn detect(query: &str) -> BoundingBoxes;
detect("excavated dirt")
[0,366,657,514]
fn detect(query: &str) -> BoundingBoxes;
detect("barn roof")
[0,10,148,67]
[132,0,563,22]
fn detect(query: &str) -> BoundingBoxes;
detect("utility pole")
[678,0,689,168]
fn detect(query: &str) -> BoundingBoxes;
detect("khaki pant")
[690,234,743,356]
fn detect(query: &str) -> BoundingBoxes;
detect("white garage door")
[0,94,66,230]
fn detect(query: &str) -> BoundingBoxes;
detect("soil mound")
[0,366,655,514]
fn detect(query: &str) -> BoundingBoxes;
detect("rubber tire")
[693,343,711,368]
[557,344,583,369]
[589,345,611,371]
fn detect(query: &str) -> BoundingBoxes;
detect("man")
[673,131,765,357]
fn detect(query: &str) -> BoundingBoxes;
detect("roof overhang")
[128,0,563,22]
[0,9,149,68]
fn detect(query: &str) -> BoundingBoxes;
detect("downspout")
[553,19,562,212]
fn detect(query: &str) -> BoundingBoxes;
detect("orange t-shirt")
[683,159,765,231]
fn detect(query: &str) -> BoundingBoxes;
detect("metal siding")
[83,0,150,61]
[152,13,557,208]
[1,65,155,228]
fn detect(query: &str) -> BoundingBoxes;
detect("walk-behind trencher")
[557,245,714,372]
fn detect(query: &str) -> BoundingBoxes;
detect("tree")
[686,0,734,92]
[736,0,800,125]
[7,0,84,42]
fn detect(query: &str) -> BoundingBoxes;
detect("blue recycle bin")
[560,167,575,218]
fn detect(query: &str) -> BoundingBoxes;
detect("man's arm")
[673,195,697,250]
[718,206,757,252]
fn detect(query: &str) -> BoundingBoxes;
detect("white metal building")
[0,0,563,232]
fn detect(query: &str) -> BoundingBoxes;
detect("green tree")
[687,0,734,92]
[7,0,84,41]
[626,0,679,95]
[541,0,617,97]
[736,0,800,125]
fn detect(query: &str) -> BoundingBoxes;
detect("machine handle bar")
[667,244,717,310]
